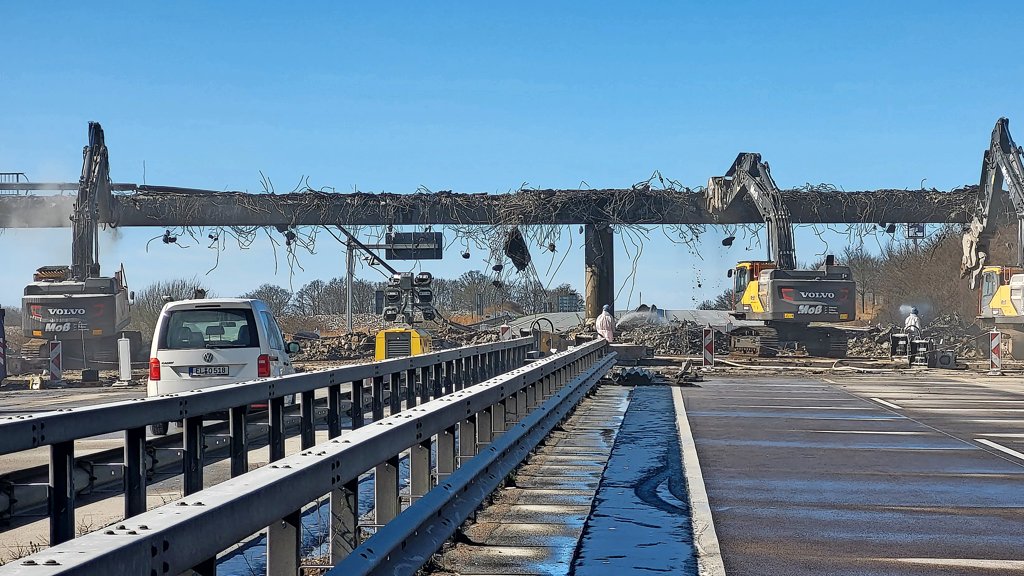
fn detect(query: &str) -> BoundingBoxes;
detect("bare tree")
[698,289,735,310]
[130,277,213,336]
[240,284,293,317]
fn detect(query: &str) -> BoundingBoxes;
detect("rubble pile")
[290,333,376,362]
[846,313,983,358]
[279,314,386,336]
[612,319,730,356]
[432,327,501,350]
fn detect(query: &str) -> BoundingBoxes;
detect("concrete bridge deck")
[680,372,1024,576]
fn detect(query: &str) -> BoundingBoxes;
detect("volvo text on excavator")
[961,117,1024,359]
[707,153,856,357]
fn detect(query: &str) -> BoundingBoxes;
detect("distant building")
[557,295,582,313]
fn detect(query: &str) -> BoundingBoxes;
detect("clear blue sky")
[3,2,1023,309]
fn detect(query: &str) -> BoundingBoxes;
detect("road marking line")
[978,433,1024,438]
[809,430,925,435]
[892,558,1024,569]
[870,398,903,410]
[738,405,866,410]
[673,387,727,576]
[976,439,1024,461]
[821,378,838,384]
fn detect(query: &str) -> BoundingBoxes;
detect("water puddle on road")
[571,385,697,574]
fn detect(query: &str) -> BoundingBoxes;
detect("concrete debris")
[613,367,662,386]
[846,313,983,359]
[612,321,730,356]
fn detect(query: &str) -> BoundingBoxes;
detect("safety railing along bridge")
[0,336,615,575]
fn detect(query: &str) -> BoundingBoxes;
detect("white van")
[147,298,299,434]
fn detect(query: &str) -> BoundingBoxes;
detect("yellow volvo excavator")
[708,153,856,357]
[961,118,1024,359]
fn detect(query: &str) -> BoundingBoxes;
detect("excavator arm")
[707,152,797,270]
[961,117,1024,288]
[71,121,110,281]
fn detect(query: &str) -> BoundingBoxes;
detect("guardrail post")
[406,368,417,408]
[459,415,478,465]
[331,479,359,564]
[183,415,204,495]
[269,392,298,575]
[410,438,432,503]
[437,426,456,482]
[515,389,527,421]
[49,440,75,544]
[229,406,248,478]
[267,510,301,576]
[443,361,455,394]
[492,401,506,437]
[419,366,431,403]
[504,393,518,425]
[375,455,400,525]
[371,375,385,422]
[327,384,342,439]
[526,381,537,409]
[269,397,286,462]
[432,363,442,398]
[389,372,402,415]
[300,390,316,450]
[454,359,465,391]
[351,379,365,429]
[124,426,146,518]
[477,407,493,450]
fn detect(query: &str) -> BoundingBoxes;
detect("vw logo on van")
[203,352,215,363]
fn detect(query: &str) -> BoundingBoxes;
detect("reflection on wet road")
[572,385,696,575]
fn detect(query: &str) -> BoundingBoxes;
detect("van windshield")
[160,308,260,350]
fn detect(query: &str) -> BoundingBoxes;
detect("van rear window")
[159,308,260,350]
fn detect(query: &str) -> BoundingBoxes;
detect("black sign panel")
[385,232,443,260]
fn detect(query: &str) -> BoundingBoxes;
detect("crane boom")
[961,117,1024,288]
[706,152,797,270]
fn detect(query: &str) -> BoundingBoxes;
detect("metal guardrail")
[334,348,616,575]
[2,338,610,575]
[0,338,533,548]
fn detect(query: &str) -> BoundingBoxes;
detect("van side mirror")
[727,269,733,278]
[286,341,301,355]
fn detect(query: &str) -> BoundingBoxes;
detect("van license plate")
[190,366,228,376]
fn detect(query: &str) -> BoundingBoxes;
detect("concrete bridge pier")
[584,223,614,320]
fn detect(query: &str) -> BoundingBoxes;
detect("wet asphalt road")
[681,371,1024,576]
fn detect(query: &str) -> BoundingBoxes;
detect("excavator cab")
[979,266,1024,318]
[728,261,776,317]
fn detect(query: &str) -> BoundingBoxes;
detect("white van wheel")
[150,422,169,436]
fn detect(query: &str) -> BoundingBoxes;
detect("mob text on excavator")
[707,153,856,357]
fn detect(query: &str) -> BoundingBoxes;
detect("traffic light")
[384,287,403,305]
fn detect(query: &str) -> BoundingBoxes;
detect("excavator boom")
[707,153,855,358]
[707,153,797,270]
[961,117,1024,288]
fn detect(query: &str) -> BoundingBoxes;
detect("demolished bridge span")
[0,184,976,228]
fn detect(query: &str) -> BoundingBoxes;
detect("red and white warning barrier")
[703,327,714,368]
[989,330,1002,375]
[49,339,63,382]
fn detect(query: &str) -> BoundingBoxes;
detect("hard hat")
[911,307,918,314]
[602,304,610,312]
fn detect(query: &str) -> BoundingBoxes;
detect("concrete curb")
[673,386,727,576]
